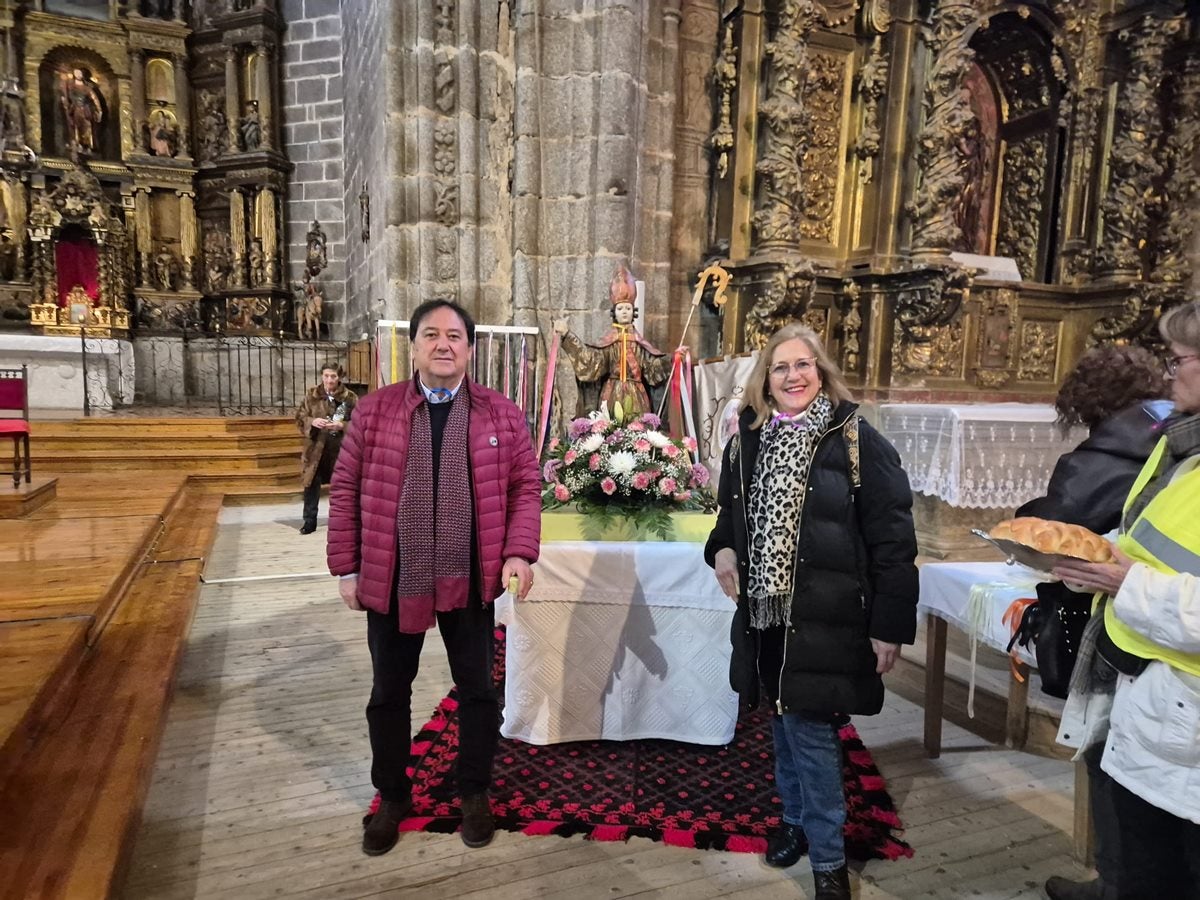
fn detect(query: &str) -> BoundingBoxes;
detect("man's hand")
[714,547,740,602]
[339,575,363,611]
[1051,546,1134,595]
[503,557,534,600]
[871,639,900,675]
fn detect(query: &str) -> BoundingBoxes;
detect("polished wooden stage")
[0,435,272,897]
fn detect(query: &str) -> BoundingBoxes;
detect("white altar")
[494,537,739,746]
[0,334,134,410]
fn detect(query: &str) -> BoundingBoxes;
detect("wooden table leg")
[1073,758,1095,866]
[1005,661,1030,750]
[923,614,947,758]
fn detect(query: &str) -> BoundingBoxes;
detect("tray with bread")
[972,516,1114,574]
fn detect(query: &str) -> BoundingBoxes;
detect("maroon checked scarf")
[394,386,473,633]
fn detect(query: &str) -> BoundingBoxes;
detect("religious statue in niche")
[203,230,231,293]
[305,220,327,276]
[553,263,669,419]
[58,68,104,155]
[154,249,176,292]
[239,100,261,151]
[248,237,265,286]
[196,91,227,162]
[359,183,370,241]
[293,278,322,340]
[1,82,25,151]
[146,108,179,158]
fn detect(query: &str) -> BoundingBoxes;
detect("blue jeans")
[772,713,846,872]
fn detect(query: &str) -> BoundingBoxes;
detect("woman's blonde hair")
[1160,300,1200,354]
[741,323,854,429]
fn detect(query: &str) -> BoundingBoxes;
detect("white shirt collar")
[419,377,464,404]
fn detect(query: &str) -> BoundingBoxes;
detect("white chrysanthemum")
[644,430,670,448]
[607,450,637,476]
[578,433,604,453]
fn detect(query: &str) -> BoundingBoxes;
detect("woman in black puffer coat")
[704,323,918,900]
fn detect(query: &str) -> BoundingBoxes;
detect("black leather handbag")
[1007,581,1094,699]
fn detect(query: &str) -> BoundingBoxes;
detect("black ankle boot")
[1044,876,1115,900]
[361,797,411,856]
[813,864,851,899]
[764,822,805,868]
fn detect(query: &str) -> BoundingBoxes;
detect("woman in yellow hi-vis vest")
[1047,300,1200,900]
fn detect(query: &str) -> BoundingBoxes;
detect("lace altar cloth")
[875,403,1086,509]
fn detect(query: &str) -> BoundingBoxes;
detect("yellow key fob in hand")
[508,575,520,596]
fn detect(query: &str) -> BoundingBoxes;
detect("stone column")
[173,54,191,158]
[254,42,273,151]
[129,49,146,152]
[229,188,247,288]
[179,191,197,290]
[225,46,241,152]
[134,188,152,287]
[257,186,278,285]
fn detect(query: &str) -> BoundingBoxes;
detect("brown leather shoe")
[814,864,851,900]
[361,798,410,856]
[459,793,495,848]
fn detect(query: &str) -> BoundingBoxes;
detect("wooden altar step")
[0,472,222,899]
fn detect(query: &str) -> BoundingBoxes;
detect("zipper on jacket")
[776,417,850,715]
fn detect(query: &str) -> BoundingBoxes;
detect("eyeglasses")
[1165,353,1199,376]
[769,358,817,379]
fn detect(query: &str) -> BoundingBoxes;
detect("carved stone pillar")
[254,42,273,151]
[1096,16,1175,280]
[225,46,241,153]
[257,186,278,285]
[134,188,152,288]
[173,54,191,159]
[179,191,197,290]
[129,50,146,152]
[229,188,247,288]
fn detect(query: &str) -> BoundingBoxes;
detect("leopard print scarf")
[746,392,835,629]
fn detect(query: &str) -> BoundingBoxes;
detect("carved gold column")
[751,0,820,252]
[130,49,146,152]
[22,58,38,152]
[257,186,278,285]
[134,188,152,288]
[1095,16,1175,281]
[723,0,766,354]
[870,0,916,269]
[229,188,247,288]
[225,46,241,152]
[179,191,197,290]
[907,0,979,256]
[173,54,191,159]
[254,42,273,151]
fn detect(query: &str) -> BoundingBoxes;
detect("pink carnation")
[591,420,607,434]
[633,438,651,453]
[554,483,571,502]
[682,436,698,451]
[588,453,601,471]
[631,471,652,490]
[658,477,677,495]
[690,463,710,487]
[662,444,680,459]
[673,491,692,502]
[548,438,560,452]
[626,421,645,431]
[600,477,617,495]
[564,450,578,464]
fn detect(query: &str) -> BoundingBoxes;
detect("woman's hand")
[871,639,900,674]
[311,417,330,429]
[714,547,740,602]
[1051,546,1135,595]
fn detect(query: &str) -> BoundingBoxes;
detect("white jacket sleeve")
[1112,563,1200,654]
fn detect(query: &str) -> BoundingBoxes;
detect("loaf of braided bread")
[989,517,1114,563]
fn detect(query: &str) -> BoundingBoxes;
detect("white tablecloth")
[876,403,1086,508]
[919,560,1042,666]
[494,540,739,746]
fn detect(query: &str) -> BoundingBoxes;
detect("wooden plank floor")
[121,512,1097,899]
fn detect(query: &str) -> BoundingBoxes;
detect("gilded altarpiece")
[709,0,1200,400]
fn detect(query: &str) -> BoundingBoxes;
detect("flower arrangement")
[541,402,711,540]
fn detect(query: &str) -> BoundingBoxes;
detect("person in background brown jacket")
[294,363,357,534]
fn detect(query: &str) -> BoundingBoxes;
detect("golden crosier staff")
[656,263,730,420]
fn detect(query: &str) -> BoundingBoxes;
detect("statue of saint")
[239,100,261,151]
[148,110,179,158]
[59,68,104,155]
[553,263,669,419]
[248,237,265,286]
[154,250,175,292]
[305,220,327,276]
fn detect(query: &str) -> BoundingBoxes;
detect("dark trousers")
[301,478,322,526]
[1110,772,1200,899]
[366,597,498,802]
[1083,742,1121,887]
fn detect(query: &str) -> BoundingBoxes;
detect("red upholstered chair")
[0,365,31,489]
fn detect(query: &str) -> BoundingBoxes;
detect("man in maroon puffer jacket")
[327,299,541,856]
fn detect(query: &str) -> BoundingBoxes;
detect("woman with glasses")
[703,323,918,900]
[1050,300,1200,900]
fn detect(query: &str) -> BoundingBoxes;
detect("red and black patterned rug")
[372,629,913,860]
